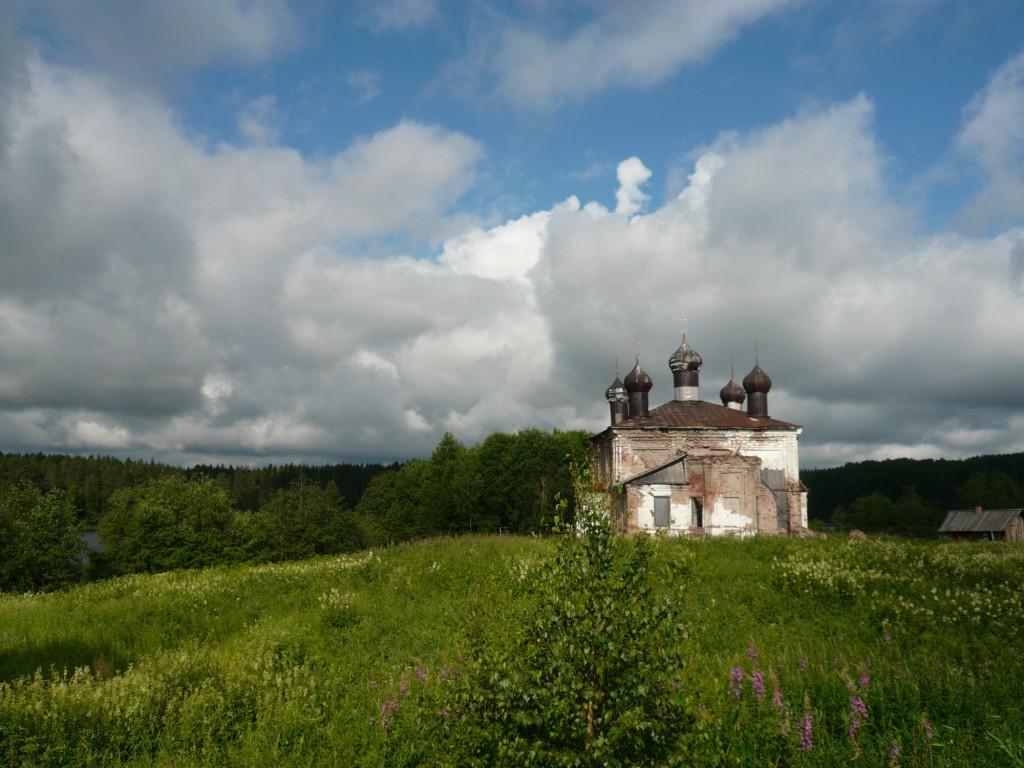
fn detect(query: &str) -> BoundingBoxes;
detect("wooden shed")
[938,507,1024,541]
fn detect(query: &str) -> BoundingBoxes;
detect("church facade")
[591,330,807,537]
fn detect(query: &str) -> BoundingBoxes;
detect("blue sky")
[1,0,1022,468]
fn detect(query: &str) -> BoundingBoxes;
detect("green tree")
[354,460,431,546]
[0,484,83,592]
[954,472,1024,510]
[447,462,693,766]
[97,476,238,575]
[248,479,361,561]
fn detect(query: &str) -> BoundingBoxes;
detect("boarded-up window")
[654,496,670,528]
[762,468,788,529]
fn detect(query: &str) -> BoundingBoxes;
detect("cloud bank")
[0,3,1021,469]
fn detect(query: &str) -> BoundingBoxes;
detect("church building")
[591,328,808,536]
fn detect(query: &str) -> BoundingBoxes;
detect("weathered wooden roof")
[606,399,801,431]
[938,508,1023,534]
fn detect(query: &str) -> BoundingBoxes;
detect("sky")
[0,0,1022,470]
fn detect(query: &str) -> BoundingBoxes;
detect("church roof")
[604,399,801,431]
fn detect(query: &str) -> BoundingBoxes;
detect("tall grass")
[1,534,1021,766]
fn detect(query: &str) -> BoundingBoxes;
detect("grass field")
[1,533,1023,766]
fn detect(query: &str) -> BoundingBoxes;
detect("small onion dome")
[669,339,702,372]
[624,361,653,392]
[720,377,746,405]
[743,364,772,394]
[605,376,627,403]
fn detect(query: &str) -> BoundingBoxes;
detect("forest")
[1,436,1023,593]
[0,429,591,592]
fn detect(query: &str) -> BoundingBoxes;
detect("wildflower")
[890,740,901,763]
[860,673,871,687]
[415,664,427,682]
[747,645,759,663]
[847,695,868,740]
[380,699,399,733]
[884,633,893,645]
[772,686,785,712]
[729,666,744,698]
[399,679,409,696]
[922,720,933,743]
[799,658,808,671]
[800,712,813,752]
[751,670,766,701]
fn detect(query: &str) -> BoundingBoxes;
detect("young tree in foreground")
[446,462,694,766]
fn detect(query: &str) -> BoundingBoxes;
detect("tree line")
[0,429,591,592]
[0,451,398,522]
[803,453,1024,535]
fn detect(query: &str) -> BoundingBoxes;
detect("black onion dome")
[624,361,653,392]
[668,339,703,372]
[605,376,627,402]
[743,364,772,394]
[720,377,746,405]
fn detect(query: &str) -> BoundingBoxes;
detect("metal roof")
[600,399,802,432]
[938,509,1023,534]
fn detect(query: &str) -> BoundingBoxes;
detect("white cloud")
[439,210,550,284]
[1,15,1022,469]
[956,49,1024,228]
[359,0,437,32]
[614,157,652,217]
[238,95,281,145]
[460,0,798,109]
[22,0,299,85]
[346,69,383,105]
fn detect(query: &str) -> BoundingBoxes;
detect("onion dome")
[743,364,772,394]
[720,377,746,406]
[624,361,653,392]
[669,338,702,372]
[605,376,627,403]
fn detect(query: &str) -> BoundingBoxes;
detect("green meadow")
[2,533,1023,766]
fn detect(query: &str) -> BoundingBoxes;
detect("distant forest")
[803,452,1024,533]
[2,440,1023,593]
[0,429,592,592]
[3,444,1023,527]
[0,452,399,522]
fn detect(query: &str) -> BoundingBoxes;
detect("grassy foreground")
[1,534,1023,766]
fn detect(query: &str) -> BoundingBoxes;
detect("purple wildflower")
[922,720,933,742]
[772,686,785,712]
[890,740,901,760]
[747,645,759,662]
[729,666,744,698]
[860,673,871,687]
[415,664,427,682]
[751,669,766,701]
[799,658,808,671]
[399,678,409,696]
[884,632,893,645]
[380,699,399,733]
[848,695,868,739]
[799,712,813,752]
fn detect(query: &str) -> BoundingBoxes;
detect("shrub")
[442,463,694,766]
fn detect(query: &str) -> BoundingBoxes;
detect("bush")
[441,463,694,766]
